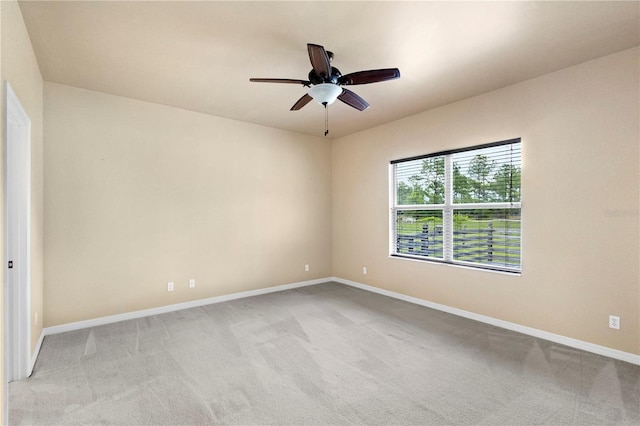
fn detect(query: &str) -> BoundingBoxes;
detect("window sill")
[389,254,522,276]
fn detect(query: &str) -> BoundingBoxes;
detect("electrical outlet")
[168,282,174,292]
[189,278,195,289]
[305,264,310,272]
[362,266,367,275]
[609,315,620,330]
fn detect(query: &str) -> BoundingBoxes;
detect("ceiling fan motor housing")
[308,67,341,85]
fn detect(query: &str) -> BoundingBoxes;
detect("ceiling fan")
[250,43,400,135]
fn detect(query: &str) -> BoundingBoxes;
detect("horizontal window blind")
[391,139,522,273]
[452,143,521,204]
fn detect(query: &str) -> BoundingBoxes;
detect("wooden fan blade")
[338,89,369,111]
[290,94,313,111]
[307,44,331,78]
[338,68,400,85]
[250,78,311,86]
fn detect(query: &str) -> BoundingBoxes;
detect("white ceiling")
[19,1,640,139]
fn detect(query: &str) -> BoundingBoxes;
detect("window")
[390,139,521,273]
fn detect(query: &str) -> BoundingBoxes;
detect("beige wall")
[43,83,332,326]
[332,48,639,355]
[1,0,44,361]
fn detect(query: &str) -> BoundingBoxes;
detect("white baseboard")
[28,330,45,377]
[43,277,330,336]
[41,276,639,366]
[332,277,640,366]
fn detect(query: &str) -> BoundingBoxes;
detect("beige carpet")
[9,282,640,425]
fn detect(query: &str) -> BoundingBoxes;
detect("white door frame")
[3,80,32,391]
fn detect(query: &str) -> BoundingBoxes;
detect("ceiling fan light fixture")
[308,83,342,105]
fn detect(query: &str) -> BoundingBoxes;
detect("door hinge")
[8,261,13,269]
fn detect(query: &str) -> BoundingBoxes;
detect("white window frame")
[389,139,522,274]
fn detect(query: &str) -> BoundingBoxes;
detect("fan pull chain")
[323,102,329,136]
